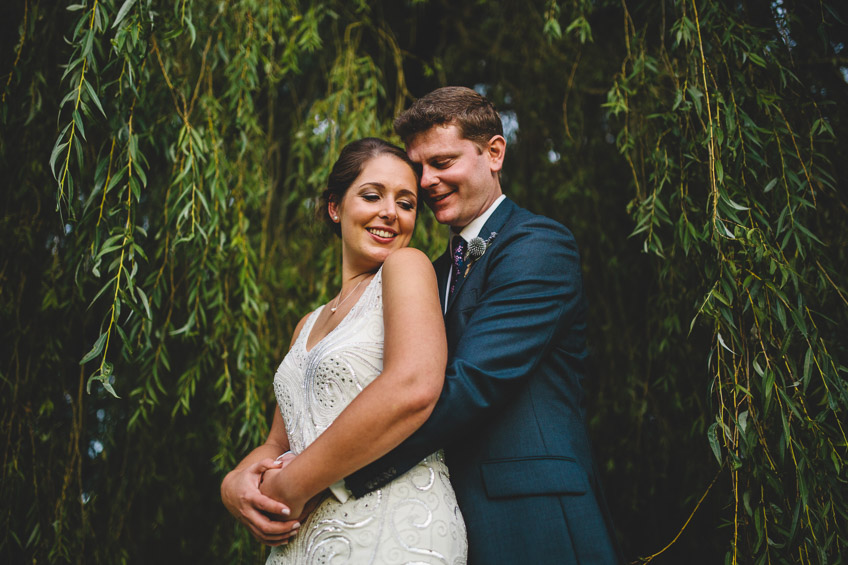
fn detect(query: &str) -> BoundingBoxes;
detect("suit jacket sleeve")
[346,213,586,496]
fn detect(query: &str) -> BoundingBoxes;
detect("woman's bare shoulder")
[381,248,439,307]
[382,247,433,278]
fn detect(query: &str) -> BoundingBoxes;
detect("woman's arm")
[346,215,588,495]
[260,247,446,516]
[220,409,295,545]
[220,314,309,545]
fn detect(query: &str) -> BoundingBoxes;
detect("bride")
[221,138,467,564]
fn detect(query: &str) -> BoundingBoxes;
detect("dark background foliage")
[1,1,846,563]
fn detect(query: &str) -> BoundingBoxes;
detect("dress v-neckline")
[302,269,380,355]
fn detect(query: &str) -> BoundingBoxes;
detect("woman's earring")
[333,215,339,221]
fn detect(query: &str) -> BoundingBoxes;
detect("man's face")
[406,124,504,230]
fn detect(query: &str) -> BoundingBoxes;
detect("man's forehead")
[406,125,466,157]
[412,123,459,141]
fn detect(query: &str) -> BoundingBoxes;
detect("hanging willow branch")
[3,0,424,561]
[2,1,845,563]
[609,0,848,562]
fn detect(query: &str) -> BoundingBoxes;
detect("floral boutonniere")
[463,231,497,276]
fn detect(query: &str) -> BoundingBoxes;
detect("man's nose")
[420,166,438,188]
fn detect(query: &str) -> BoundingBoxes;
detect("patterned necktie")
[450,236,467,297]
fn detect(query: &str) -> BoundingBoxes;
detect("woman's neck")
[340,258,380,288]
[330,267,376,314]
[340,269,374,289]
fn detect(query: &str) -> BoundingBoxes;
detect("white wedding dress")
[267,268,467,565]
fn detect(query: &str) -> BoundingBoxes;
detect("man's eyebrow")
[425,152,457,162]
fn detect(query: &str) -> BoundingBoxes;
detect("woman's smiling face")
[329,154,419,271]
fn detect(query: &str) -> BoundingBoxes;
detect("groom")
[223,87,620,563]
[343,86,621,563]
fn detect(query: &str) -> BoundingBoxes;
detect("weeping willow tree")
[606,2,848,562]
[1,2,426,562]
[1,0,845,563]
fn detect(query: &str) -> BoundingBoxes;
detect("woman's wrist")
[260,467,288,499]
[263,465,313,516]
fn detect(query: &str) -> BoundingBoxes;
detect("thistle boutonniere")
[463,231,497,276]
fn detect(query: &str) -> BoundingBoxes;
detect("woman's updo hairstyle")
[320,138,420,237]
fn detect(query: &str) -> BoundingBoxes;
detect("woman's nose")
[379,202,397,221]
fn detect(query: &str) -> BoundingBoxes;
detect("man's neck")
[453,194,506,241]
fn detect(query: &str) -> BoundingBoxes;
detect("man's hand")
[221,458,302,546]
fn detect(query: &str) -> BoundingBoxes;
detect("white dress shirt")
[444,194,506,311]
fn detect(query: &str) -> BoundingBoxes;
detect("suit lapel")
[444,198,517,314]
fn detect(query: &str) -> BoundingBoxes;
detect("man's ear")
[486,135,506,173]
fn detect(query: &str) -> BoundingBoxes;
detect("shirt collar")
[451,194,506,242]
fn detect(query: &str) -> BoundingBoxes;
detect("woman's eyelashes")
[361,192,416,211]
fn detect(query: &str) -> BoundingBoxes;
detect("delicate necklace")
[330,277,367,313]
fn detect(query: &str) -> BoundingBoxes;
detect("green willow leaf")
[83,79,106,118]
[113,0,137,29]
[49,142,69,179]
[708,421,723,464]
[73,110,86,140]
[79,332,108,364]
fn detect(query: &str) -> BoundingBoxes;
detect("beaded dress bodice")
[267,269,467,565]
[274,271,385,455]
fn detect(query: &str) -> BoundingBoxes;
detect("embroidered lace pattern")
[268,268,467,565]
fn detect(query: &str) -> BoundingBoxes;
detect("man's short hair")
[394,86,504,149]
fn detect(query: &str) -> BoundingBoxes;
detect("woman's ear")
[328,197,341,223]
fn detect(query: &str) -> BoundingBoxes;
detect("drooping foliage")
[606,2,848,562]
[1,1,845,563]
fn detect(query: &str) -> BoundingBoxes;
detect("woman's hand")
[221,458,301,546]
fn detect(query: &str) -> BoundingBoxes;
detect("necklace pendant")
[331,276,367,315]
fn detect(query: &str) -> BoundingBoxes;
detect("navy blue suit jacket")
[347,198,620,564]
